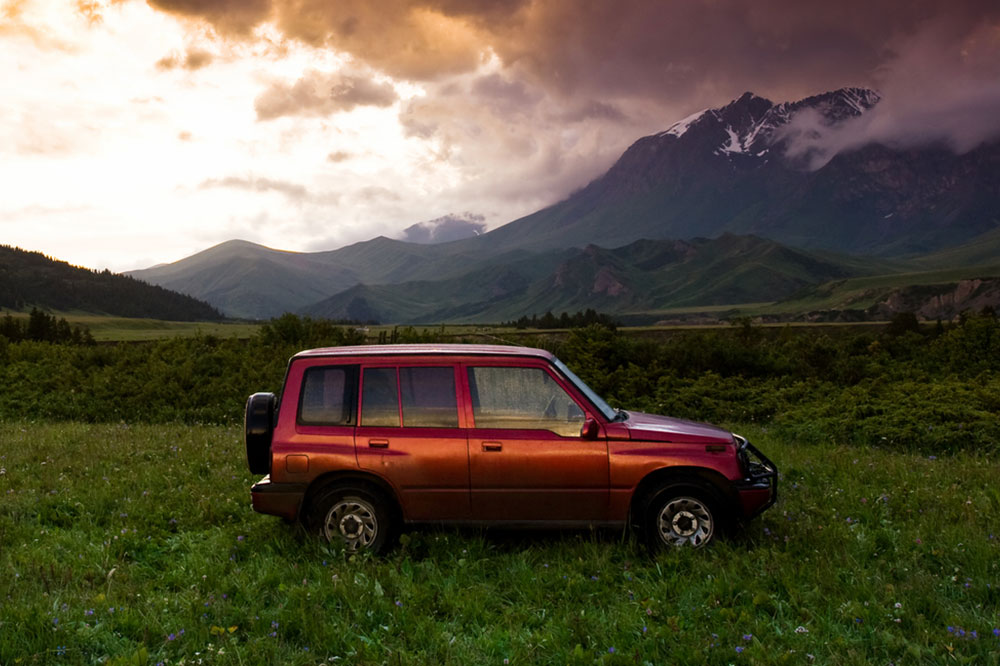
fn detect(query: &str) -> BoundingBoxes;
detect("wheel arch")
[302,471,403,526]
[628,466,738,530]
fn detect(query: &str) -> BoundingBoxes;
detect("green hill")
[0,245,222,321]
[302,235,890,323]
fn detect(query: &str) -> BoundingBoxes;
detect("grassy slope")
[2,423,998,665]
[305,237,896,324]
[912,226,1000,270]
[759,265,1000,315]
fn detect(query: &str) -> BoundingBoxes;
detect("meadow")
[2,423,999,665]
[2,314,999,663]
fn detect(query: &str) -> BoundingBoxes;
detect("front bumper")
[733,436,778,519]
[250,475,307,521]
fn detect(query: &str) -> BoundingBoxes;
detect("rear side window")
[400,367,458,428]
[299,365,358,426]
[361,366,460,428]
[467,366,585,436]
[362,367,400,427]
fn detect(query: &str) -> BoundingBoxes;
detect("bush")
[1,314,996,452]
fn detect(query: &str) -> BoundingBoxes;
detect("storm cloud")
[146,0,1000,163]
[779,20,1000,168]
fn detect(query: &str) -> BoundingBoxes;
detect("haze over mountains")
[127,88,1000,322]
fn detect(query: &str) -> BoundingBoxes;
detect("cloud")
[200,176,308,200]
[144,1,994,98]
[199,176,345,207]
[400,212,486,243]
[327,150,353,162]
[147,0,271,35]
[156,47,214,70]
[778,19,1000,169]
[254,69,398,120]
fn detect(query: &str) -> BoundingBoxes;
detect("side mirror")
[580,417,600,440]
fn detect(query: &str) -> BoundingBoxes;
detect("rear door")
[356,363,470,520]
[465,362,609,522]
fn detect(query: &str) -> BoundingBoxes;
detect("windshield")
[552,358,618,422]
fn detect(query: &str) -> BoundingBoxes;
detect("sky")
[1,0,998,272]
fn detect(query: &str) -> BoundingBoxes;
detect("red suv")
[245,344,776,552]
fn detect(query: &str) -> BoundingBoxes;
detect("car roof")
[292,343,556,361]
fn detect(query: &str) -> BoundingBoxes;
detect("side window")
[468,366,585,437]
[400,367,459,428]
[299,365,357,426]
[362,367,400,427]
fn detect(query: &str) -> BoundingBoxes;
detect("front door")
[465,364,609,522]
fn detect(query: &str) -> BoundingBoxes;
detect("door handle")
[482,441,502,452]
[368,439,390,448]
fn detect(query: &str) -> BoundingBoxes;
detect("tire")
[311,486,394,554]
[645,485,720,549]
[245,392,276,475]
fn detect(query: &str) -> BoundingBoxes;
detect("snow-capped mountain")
[658,87,881,158]
[480,87,998,256]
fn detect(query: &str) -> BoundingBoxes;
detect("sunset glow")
[1,0,998,271]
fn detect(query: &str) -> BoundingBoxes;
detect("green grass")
[2,311,261,342]
[2,423,999,664]
[760,265,1000,315]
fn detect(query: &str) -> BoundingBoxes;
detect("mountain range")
[127,87,1000,322]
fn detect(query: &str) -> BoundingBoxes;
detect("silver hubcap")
[323,497,378,550]
[657,497,713,547]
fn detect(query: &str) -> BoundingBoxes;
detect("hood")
[622,411,734,445]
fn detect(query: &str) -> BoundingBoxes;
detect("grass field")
[0,311,262,342]
[2,423,999,665]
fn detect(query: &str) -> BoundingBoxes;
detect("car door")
[355,364,471,520]
[465,362,609,522]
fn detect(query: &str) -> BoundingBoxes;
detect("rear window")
[298,365,358,426]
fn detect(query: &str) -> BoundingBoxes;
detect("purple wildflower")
[743,634,753,641]
[736,646,744,653]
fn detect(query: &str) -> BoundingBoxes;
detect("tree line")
[504,308,618,329]
[0,309,94,345]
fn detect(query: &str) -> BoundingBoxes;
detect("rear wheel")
[311,486,394,554]
[645,486,719,549]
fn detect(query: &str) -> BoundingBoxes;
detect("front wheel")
[312,486,393,554]
[646,487,718,548]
